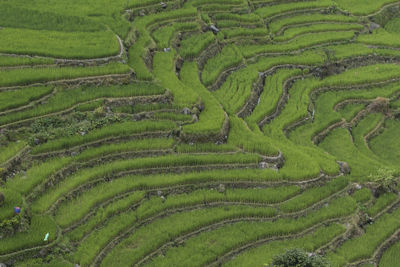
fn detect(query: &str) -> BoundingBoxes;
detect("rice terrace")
[2,0,400,266]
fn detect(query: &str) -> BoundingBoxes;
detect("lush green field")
[1,0,400,266]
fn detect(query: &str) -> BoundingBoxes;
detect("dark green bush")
[270,248,329,267]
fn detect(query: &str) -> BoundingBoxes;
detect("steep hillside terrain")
[1,0,400,266]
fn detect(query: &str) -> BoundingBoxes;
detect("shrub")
[270,248,329,267]
[369,168,398,196]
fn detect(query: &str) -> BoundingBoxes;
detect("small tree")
[268,248,329,267]
[369,168,398,195]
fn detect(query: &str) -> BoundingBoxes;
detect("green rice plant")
[323,42,400,60]
[221,27,268,39]
[180,62,227,136]
[143,197,356,267]
[289,82,399,148]
[0,62,130,87]
[385,17,400,33]
[352,188,372,203]
[152,112,193,121]
[201,45,243,87]
[67,184,291,243]
[216,20,264,28]
[379,237,400,266]
[127,40,153,81]
[0,187,23,221]
[152,22,198,49]
[32,153,261,213]
[74,100,104,112]
[319,128,384,179]
[255,0,334,19]
[0,55,53,67]
[370,119,400,167]
[270,64,400,144]
[228,116,279,156]
[223,223,345,267]
[327,207,400,265]
[128,0,178,8]
[352,113,387,164]
[318,43,374,60]
[280,177,348,212]
[189,0,246,7]
[274,23,363,42]
[215,51,324,115]
[0,0,131,36]
[0,28,119,59]
[240,31,355,58]
[152,50,198,105]
[55,188,145,228]
[337,103,366,121]
[113,103,177,114]
[51,167,298,200]
[0,215,57,254]
[390,99,400,109]
[179,32,215,59]
[132,186,298,222]
[176,143,238,153]
[214,66,259,114]
[269,14,359,34]
[61,184,297,230]
[31,120,176,154]
[245,68,303,127]
[67,192,149,241]
[295,145,340,176]
[13,257,74,267]
[100,205,277,267]
[75,138,174,161]
[0,86,53,112]
[6,157,72,196]
[367,192,397,216]
[0,141,26,165]
[214,13,262,23]
[128,7,197,80]
[358,29,400,48]
[199,4,248,12]
[0,3,104,32]
[0,82,164,125]
[334,0,399,15]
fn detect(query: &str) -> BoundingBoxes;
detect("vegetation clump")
[269,248,329,267]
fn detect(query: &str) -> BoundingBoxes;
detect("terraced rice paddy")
[1,0,400,266]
